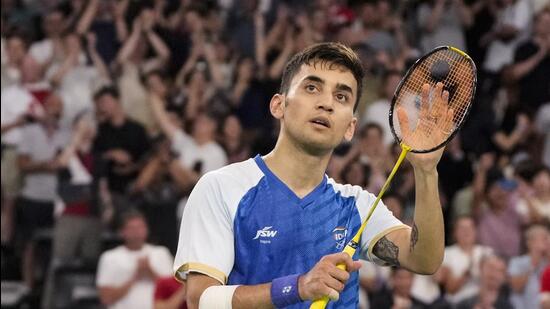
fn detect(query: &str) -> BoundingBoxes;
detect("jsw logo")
[253,226,278,240]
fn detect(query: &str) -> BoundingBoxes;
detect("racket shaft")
[309,146,410,309]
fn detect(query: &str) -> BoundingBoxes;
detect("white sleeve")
[17,126,32,155]
[173,171,234,284]
[96,252,117,287]
[171,129,194,155]
[511,0,531,29]
[357,190,408,265]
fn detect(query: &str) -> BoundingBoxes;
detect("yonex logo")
[253,226,278,240]
[282,286,292,293]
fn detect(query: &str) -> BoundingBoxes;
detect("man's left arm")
[372,151,445,274]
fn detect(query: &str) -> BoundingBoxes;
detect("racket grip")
[309,263,347,309]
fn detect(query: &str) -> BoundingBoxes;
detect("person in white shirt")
[148,89,228,189]
[441,216,493,304]
[360,70,402,146]
[28,8,65,66]
[482,0,533,73]
[46,31,110,127]
[96,210,173,309]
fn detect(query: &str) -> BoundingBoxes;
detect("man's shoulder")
[202,158,262,184]
[122,118,147,132]
[191,158,264,202]
[326,177,367,199]
[98,246,127,264]
[1,84,29,99]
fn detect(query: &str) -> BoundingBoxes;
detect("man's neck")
[125,243,145,251]
[263,136,331,198]
[110,112,126,127]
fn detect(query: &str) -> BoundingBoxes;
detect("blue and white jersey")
[174,155,407,308]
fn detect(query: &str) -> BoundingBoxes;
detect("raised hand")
[397,82,454,172]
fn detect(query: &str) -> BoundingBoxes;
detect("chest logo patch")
[333,227,348,250]
[253,226,278,243]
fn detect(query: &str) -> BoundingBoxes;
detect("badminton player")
[174,42,446,308]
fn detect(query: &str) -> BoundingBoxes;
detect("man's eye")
[336,94,349,102]
[306,85,318,92]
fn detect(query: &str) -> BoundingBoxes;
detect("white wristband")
[199,285,240,309]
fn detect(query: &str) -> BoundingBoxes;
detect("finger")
[324,276,346,292]
[328,267,350,283]
[397,107,411,139]
[443,108,454,134]
[323,252,352,266]
[348,261,363,272]
[420,83,430,117]
[327,288,340,301]
[431,84,446,119]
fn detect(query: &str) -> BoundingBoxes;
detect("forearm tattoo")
[410,223,419,253]
[372,236,400,266]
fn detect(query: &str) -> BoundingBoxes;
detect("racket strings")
[393,49,475,151]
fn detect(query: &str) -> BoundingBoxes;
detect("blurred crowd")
[1,0,549,308]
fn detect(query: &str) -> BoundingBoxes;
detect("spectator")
[28,7,65,66]
[508,225,550,309]
[16,93,68,288]
[219,114,251,164]
[1,31,27,89]
[75,0,129,64]
[92,85,151,225]
[441,216,493,305]
[360,70,401,146]
[438,134,473,213]
[47,31,110,127]
[42,113,103,309]
[482,0,533,75]
[369,267,430,309]
[116,9,171,134]
[542,265,550,308]
[505,7,550,116]
[149,92,227,189]
[96,210,173,309]
[417,0,471,53]
[472,155,525,259]
[154,276,187,309]
[515,162,550,224]
[456,254,513,309]
[130,135,186,254]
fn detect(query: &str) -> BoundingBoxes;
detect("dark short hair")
[515,160,549,183]
[119,209,147,229]
[360,122,384,138]
[93,85,120,102]
[279,42,364,111]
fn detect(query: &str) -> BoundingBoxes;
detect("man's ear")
[343,117,357,142]
[269,94,286,120]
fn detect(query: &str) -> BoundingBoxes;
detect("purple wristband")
[271,274,302,308]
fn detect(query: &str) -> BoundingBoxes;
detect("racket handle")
[309,263,347,309]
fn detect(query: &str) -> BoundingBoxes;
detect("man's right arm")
[185,253,361,309]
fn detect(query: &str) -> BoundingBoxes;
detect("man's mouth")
[310,117,331,128]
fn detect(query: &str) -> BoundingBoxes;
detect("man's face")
[6,37,26,65]
[275,63,357,154]
[95,94,119,120]
[43,94,63,121]
[44,12,64,37]
[392,269,413,296]
[454,217,476,246]
[121,217,148,247]
[481,256,506,289]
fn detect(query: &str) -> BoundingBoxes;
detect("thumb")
[348,261,362,273]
